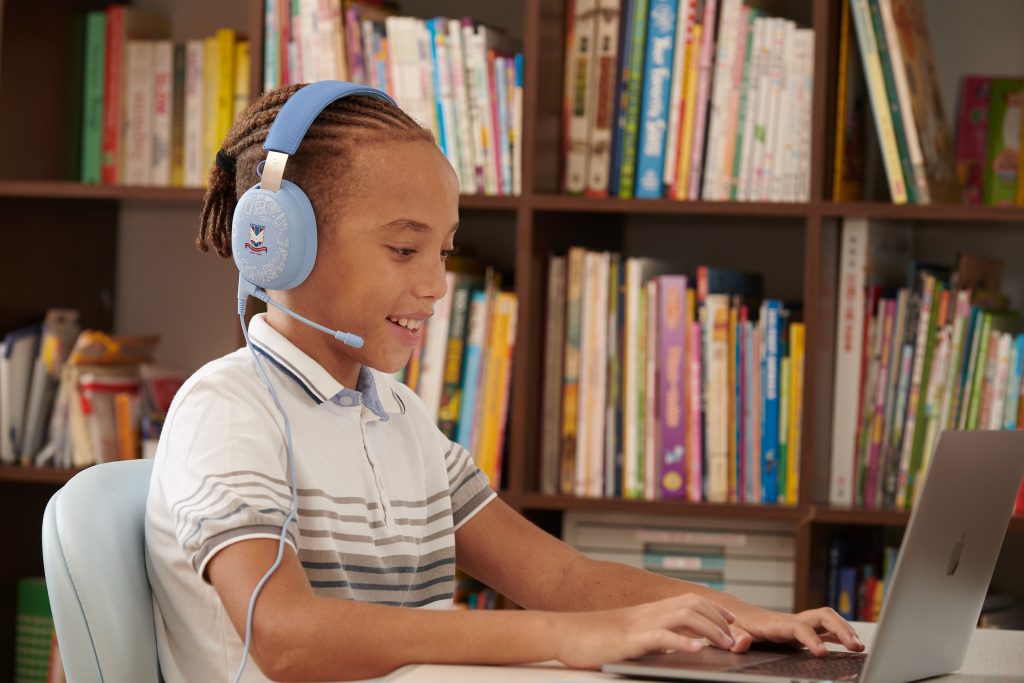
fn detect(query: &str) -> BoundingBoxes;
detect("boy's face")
[279,139,460,381]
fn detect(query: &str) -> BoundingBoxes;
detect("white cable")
[233,313,301,683]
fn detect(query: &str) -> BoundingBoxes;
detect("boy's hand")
[723,605,866,657]
[552,593,737,670]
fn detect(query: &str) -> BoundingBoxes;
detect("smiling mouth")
[387,316,423,331]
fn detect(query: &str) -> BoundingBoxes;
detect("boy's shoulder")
[167,347,263,413]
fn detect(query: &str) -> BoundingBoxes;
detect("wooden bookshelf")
[0,466,84,486]
[1,0,1024,675]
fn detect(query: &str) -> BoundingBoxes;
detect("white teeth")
[389,317,421,330]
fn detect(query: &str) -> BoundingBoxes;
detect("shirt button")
[339,396,353,406]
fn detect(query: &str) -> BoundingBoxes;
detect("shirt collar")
[247,313,391,421]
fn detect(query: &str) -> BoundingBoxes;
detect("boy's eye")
[390,247,417,258]
[441,245,460,261]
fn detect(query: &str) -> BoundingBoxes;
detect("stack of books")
[563,0,815,202]
[68,6,249,187]
[541,248,805,505]
[264,1,524,196]
[830,218,1024,515]
[396,263,517,488]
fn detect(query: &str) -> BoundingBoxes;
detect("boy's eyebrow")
[377,218,460,234]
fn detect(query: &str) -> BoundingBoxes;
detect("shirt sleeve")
[156,378,298,578]
[439,431,496,530]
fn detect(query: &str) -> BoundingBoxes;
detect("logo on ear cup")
[234,192,293,288]
[246,224,269,253]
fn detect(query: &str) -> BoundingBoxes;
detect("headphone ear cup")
[232,179,318,291]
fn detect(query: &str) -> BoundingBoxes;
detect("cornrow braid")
[197,83,435,259]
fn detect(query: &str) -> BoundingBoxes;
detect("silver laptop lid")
[862,430,1024,683]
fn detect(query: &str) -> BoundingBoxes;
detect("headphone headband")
[259,82,395,192]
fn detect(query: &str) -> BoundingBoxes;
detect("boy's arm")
[455,498,864,656]
[207,536,737,681]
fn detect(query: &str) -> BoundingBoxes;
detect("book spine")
[867,0,917,203]
[617,0,650,198]
[849,0,907,204]
[737,15,770,200]
[716,4,751,200]
[564,0,596,194]
[541,256,567,495]
[830,219,867,506]
[687,319,703,501]
[761,300,781,503]
[700,0,741,200]
[787,322,805,505]
[706,295,729,502]
[609,0,635,197]
[672,7,703,199]
[560,247,586,495]
[123,40,154,186]
[634,0,679,199]
[455,291,489,451]
[586,0,622,197]
[81,11,107,184]
[214,29,237,156]
[878,0,928,203]
[662,0,693,193]
[151,40,174,187]
[657,275,687,499]
[170,44,186,187]
[100,6,126,184]
[954,76,991,206]
[644,280,660,499]
[686,0,718,199]
[183,41,205,188]
[437,281,475,438]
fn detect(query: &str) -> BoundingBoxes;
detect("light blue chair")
[41,459,160,683]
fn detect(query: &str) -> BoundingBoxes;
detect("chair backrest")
[42,458,160,683]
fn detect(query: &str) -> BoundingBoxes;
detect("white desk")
[382,622,1024,682]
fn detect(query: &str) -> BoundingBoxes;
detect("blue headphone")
[228,81,396,683]
[231,80,397,349]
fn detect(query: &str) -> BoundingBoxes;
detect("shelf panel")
[530,194,813,217]
[813,506,1024,532]
[0,180,523,211]
[514,493,808,521]
[0,180,206,202]
[824,201,1024,223]
[457,194,523,211]
[0,465,82,485]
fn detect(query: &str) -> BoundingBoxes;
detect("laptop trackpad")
[616,647,788,672]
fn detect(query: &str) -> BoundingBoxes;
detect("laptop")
[602,430,1024,683]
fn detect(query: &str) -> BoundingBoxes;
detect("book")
[955,76,993,206]
[541,255,568,495]
[832,0,867,202]
[984,78,1023,206]
[887,0,960,203]
[849,0,906,204]
[80,10,107,184]
[634,0,679,199]
[1,325,42,464]
[616,0,651,199]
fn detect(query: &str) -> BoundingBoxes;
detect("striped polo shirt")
[144,313,495,683]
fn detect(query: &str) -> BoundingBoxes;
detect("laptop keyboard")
[732,651,867,680]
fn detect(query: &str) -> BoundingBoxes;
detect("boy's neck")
[263,310,362,389]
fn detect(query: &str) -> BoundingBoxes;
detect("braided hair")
[197,83,435,258]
